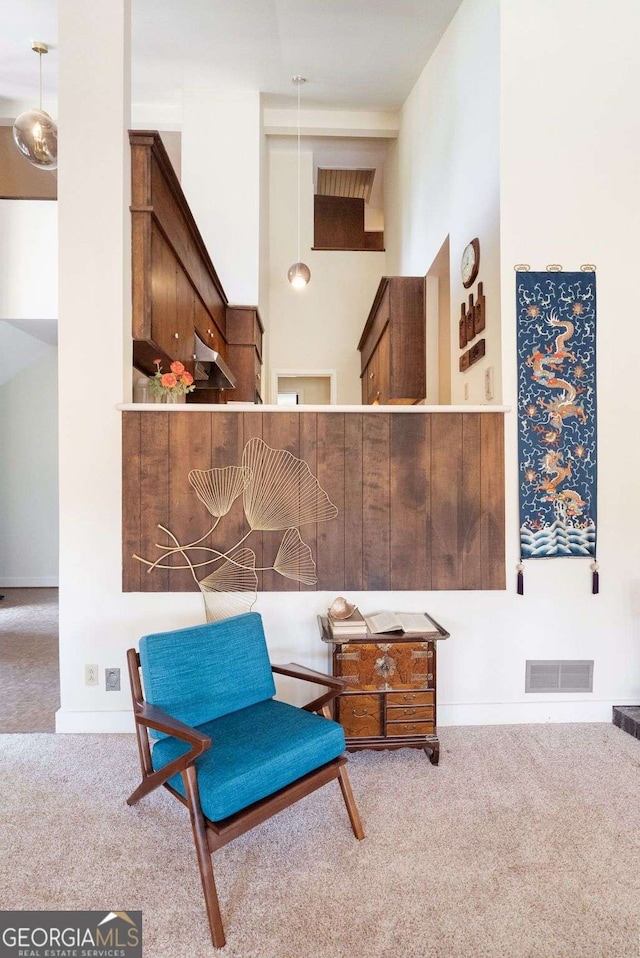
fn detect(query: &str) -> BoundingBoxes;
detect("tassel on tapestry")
[516,270,597,591]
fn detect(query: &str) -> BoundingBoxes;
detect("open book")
[363,611,438,635]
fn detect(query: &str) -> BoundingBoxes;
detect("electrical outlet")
[85,664,99,686]
[105,668,121,691]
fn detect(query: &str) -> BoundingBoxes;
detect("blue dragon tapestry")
[517,271,597,559]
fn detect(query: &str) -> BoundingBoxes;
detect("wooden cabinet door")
[175,265,196,366]
[149,225,178,359]
[337,694,382,737]
[365,353,377,404]
[376,326,390,404]
[362,327,390,405]
[334,641,433,692]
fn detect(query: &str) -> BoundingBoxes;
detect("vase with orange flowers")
[148,360,196,403]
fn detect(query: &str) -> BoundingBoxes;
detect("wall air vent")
[525,660,594,694]
[317,167,375,203]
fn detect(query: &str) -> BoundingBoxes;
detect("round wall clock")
[461,238,480,288]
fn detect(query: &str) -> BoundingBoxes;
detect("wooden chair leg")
[182,767,226,948]
[337,766,365,841]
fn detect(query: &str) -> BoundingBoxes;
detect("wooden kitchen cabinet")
[358,276,426,405]
[319,615,450,765]
[130,131,229,379]
[225,306,264,403]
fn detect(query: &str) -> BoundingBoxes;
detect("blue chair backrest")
[139,612,276,737]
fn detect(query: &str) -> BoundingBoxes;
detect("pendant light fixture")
[13,41,58,171]
[287,75,311,289]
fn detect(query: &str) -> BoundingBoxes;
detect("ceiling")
[0,0,462,117]
[0,321,56,386]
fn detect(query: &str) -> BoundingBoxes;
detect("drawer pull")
[352,708,370,718]
[337,652,360,661]
[412,650,430,659]
[403,708,417,716]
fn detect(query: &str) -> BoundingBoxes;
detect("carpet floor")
[1,723,640,958]
[0,587,59,732]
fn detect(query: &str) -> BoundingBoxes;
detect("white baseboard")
[54,701,619,734]
[55,709,134,733]
[438,700,616,726]
[0,576,59,587]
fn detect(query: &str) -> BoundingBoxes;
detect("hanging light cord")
[39,50,43,112]
[296,80,301,263]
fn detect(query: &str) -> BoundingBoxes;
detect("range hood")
[194,333,237,390]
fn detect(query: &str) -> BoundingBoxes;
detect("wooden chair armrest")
[271,662,346,714]
[127,703,211,806]
[134,701,212,750]
[272,662,346,689]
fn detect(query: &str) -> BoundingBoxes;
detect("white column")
[182,91,261,304]
[57,0,132,727]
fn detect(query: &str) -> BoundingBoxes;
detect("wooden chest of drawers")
[319,616,449,765]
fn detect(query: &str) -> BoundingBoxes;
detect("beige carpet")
[0,587,59,732]
[2,724,640,957]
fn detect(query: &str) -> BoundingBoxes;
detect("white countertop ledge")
[117,403,510,413]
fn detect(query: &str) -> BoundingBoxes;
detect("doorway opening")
[272,369,337,405]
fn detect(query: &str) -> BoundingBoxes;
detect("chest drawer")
[386,720,435,738]
[337,694,382,738]
[386,704,435,721]
[386,691,434,707]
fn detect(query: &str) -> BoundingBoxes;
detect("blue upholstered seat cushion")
[139,613,276,738]
[151,698,346,821]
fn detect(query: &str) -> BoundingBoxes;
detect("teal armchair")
[126,612,364,948]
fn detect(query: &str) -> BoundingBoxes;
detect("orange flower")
[170,360,185,375]
[180,371,194,386]
[153,358,163,367]
[161,373,177,388]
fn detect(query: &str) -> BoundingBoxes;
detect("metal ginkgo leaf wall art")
[133,437,338,621]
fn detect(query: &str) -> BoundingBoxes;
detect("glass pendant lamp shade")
[12,42,58,171]
[287,261,311,289]
[13,109,58,170]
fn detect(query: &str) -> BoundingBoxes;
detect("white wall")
[0,201,57,320]
[258,94,270,382]
[384,0,501,404]
[54,0,640,731]
[377,0,640,727]
[182,91,261,304]
[57,0,133,729]
[0,348,59,586]
[268,144,385,404]
[494,0,640,719]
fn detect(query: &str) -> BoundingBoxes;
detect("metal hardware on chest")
[374,654,396,680]
[336,652,360,662]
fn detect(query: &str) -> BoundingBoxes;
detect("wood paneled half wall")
[122,410,505,593]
